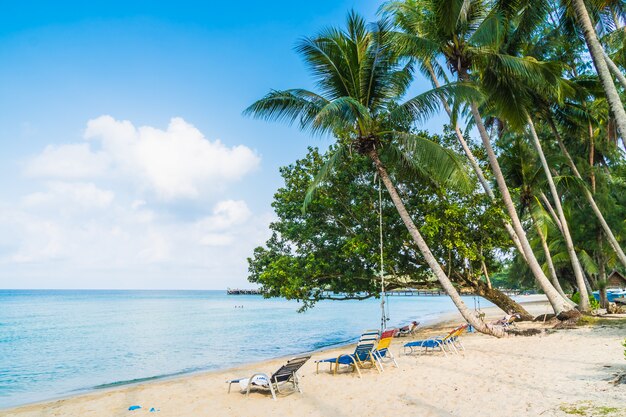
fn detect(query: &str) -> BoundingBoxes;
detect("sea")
[0,289,497,408]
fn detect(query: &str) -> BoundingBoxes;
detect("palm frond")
[244,89,328,133]
[385,131,474,192]
[303,144,348,213]
[389,81,483,125]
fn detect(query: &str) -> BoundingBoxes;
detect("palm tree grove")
[246,0,626,336]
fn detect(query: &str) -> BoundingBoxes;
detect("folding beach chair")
[226,355,311,400]
[372,328,399,370]
[493,313,521,329]
[403,324,468,356]
[315,330,380,377]
[396,321,419,337]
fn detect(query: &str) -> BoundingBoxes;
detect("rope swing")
[378,176,389,332]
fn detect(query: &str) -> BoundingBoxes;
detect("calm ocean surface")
[0,290,496,408]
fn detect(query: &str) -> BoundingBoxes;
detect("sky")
[0,0,444,290]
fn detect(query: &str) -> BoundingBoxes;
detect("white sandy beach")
[3,297,625,417]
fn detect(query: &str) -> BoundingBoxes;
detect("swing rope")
[378,177,388,332]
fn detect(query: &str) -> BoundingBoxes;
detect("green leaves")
[248,145,509,307]
[383,131,474,192]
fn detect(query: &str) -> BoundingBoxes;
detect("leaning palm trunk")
[467,279,534,321]
[425,63,528,262]
[540,192,563,233]
[549,121,626,269]
[526,116,589,310]
[571,0,626,139]
[468,102,574,315]
[531,212,574,304]
[368,148,504,337]
[604,53,626,90]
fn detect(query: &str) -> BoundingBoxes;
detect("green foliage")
[571,293,600,310]
[247,143,510,308]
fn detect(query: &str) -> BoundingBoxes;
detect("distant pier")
[226,288,262,295]
[383,288,523,297]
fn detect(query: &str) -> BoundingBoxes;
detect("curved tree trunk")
[468,101,574,315]
[604,53,626,90]
[468,280,534,321]
[550,121,626,269]
[527,116,589,310]
[368,148,505,337]
[531,212,574,304]
[425,63,528,262]
[572,0,626,139]
[540,192,563,233]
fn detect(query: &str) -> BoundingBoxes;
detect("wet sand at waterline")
[2,297,625,417]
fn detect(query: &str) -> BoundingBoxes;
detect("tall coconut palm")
[548,95,626,268]
[477,53,591,309]
[498,135,576,303]
[245,13,505,336]
[528,9,626,268]
[387,29,530,262]
[382,0,575,315]
[566,0,626,138]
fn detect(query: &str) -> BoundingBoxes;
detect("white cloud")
[198,200,252,231]
[24,143,109,179]
[196,200,252,246]
[23,182,114,209]
[1,116,270,289]
[24,116,260,199]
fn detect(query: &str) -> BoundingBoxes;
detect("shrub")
[571,292,600,310]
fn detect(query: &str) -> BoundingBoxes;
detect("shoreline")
[1,295,553,414]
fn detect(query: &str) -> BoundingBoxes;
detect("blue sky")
[0,1,444,289]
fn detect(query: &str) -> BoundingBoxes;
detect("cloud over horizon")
[1,116,270,289]
[25,115,261,199]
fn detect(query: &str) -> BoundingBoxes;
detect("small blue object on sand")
[128,405,141,411]
[149,407,159,412]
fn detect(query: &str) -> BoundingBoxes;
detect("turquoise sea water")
[0,290,496,408]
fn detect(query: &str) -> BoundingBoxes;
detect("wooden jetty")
[385,288,523,297]
[226,288,262,295]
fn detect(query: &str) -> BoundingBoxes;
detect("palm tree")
[477,48,591,309]
[526,6,626,269]
[245,13,505,336]
[382,0,575,315]
[498,135,576,303]
[566,0,626,138]
[548,100,626,269]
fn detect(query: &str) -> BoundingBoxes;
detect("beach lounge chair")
[403,324,468,356]
[372,329,399,370]
[396,321,419,337]
[226,355,311,400]
[493,313,521,329]
[315,330,380,377]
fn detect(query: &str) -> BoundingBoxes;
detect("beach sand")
[3,296,625,417]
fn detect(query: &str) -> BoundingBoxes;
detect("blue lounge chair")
[403,324,468,356]
[315,330,380,377]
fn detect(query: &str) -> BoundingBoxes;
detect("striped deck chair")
[403,324,468,356]
[372,328,399,370]
[227,355,311,400]
[315,330,380,377]
[447,324,468,352]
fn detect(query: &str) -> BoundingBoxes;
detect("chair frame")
[227,355,310,400]
[403,325,468,356]
[315,330,381,378]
